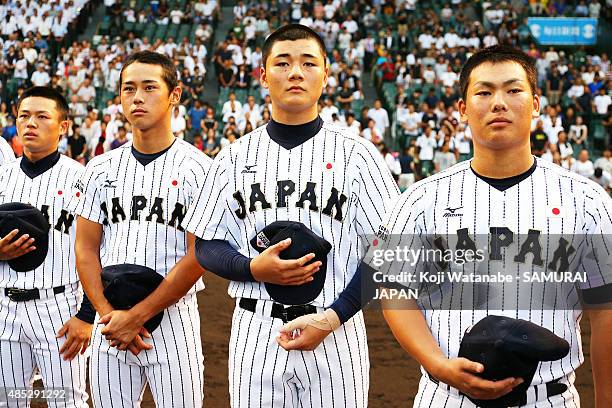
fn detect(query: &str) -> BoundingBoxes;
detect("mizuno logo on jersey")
[103,179,117,188]
[443,206,463,217]
[241,164,257,174]
[232,181,348,222]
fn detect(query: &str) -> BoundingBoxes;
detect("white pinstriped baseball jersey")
[0,154,83,289]
[0,152,89,408]
[381,157,612,390]
[75,139,211,292]
[185,119,399,408]
[185,120,400,306]
[75,138,211,408]
[0,137,15,165]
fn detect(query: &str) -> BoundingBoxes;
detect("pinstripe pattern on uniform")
[76,140,210,408]
[0,137,15,166]
[381,158,612,407]
[185,121,399,307]
[89,294,204,408]
[0,156,83,289]
[227,300,369,408]
[185,120,396,407]
[0,154,88,408]
[0,286,88,407]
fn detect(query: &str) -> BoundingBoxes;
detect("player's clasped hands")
[0,229,36,260]
[277,309,341,351]
[430,357,523,400]
[250,238,322,285]
[98,309,153,356]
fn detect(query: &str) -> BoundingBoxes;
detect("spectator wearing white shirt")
[397,101,421,144]
[418,30,435,49]
[570,149,594,178]
[169,8,184,24]
[30,64,51,86]
[434,141,457,173]
[483,31,499,48]
[76,77,96,107]
[422,65,437,84]
[467,31,481,49]
[567,78,585,99]
[368,99,390,138]
[299,10,314,28]
[556,131,574,169]
[440,65,458,88]
[222,92,243,123]
[569,115,588,149]
[320,97,340,122]
[341,14,358,35]
[588,0,601,17]
[416,125,438,177]
[171,106,187,139]
[361,118,383,144]
[455,125,472,162]
[242,95,261,129]
[344,113,361,137]
[593,88,611,115]
[594,149,612,174]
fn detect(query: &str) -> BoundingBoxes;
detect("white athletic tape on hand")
[282,309,341,333]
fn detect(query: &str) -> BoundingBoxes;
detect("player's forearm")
[590,309,612,407]
[131,248,205,322]
[382,304,446,377]
[75,246,112,315]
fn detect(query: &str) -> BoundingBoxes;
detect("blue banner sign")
[527,18,598,45]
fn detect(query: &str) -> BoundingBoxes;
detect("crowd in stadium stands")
[0,0,610,192]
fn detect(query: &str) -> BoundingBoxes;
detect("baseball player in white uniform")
[382,46,612,407]
[74,51,210,407]
[0,137,15,165]
[0,87,92,407]
[184,24,399,407]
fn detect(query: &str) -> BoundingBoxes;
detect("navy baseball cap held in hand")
[458,315,570,408]
[250,221,332,305]
[0,202,50,272]
[101,264,165,332]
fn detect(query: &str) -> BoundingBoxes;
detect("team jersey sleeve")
[74,159,106,224]
[65,165,85,215]
[184,148,239,246]
[353,141,400,242]
[182,153,212,208]
[0,138,15,165]
[578,184,612,303]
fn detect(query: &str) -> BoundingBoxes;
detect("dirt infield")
[33,272,595,407]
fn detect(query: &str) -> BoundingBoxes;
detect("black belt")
[426,371,567,406]
[4,285,65,302]
[239,298,318,323]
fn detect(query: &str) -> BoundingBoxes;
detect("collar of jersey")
[470,158,537,192]
[20,150,60,179]
[266,116,323,150]
[131,139,176,166]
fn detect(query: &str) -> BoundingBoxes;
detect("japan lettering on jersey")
[380,158,612,385]
[185,121,400,306]
[75,140,212,290]
[0,155,83,289]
